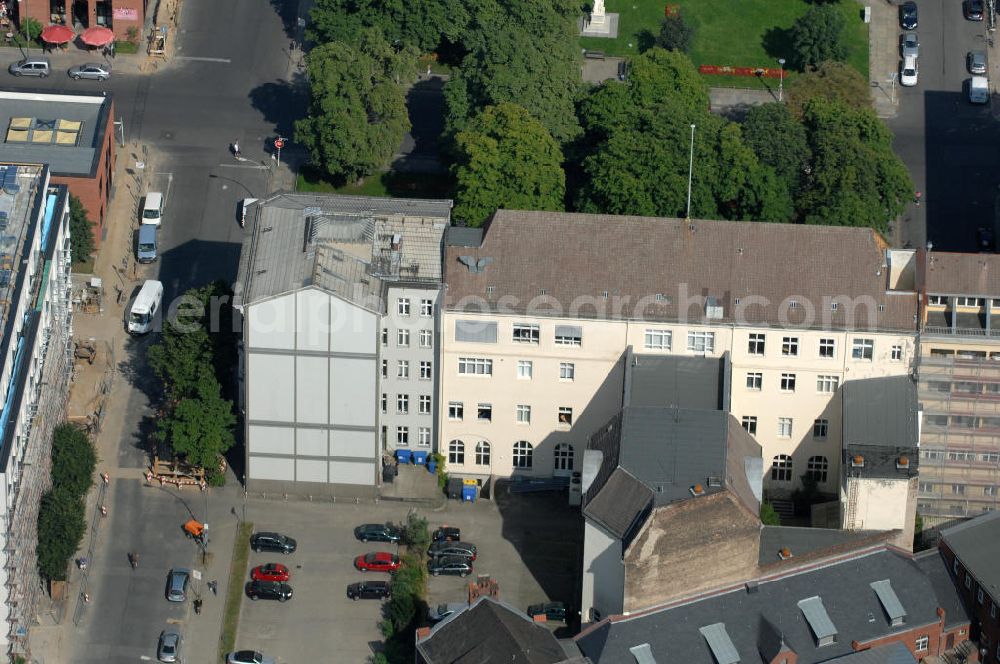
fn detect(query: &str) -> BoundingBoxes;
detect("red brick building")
[17,0,147,42]
[939,511,1000,664]
[0,90,116,247]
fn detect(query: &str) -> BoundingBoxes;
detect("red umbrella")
[40,24,75,44]
[80,26,115,47]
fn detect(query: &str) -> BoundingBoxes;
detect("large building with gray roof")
[232,193,451,494]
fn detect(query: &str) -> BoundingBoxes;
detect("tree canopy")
[309,0,469,52]
[785,60,871,118]
[655,13,696,54]
[37,489,86,582]
[50,423,97,498]
[742,102,811,200]
[788,5,848,70]
[156,369,236,471]
[68,195,95,265]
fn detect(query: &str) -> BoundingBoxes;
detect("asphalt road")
[889,0,1000,252]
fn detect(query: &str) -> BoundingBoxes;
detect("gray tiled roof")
[444,210,919,332]
[821,642,917,664]
[445,226,484,247]
[915,549,971,630]
[758,527,891,567]
[940,510,1000,599]
[922,250,1000,296]
[576,547,963,664]
[582,468,653,539]
[625,354,725,410]
[843,377,919,450]
[0,93,109,176]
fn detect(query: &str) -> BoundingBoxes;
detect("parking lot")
[234,486,583,660]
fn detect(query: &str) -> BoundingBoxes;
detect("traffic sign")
[274,138,285,149]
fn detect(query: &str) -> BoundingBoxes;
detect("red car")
[355,552,401,573]
[251,563,290,582]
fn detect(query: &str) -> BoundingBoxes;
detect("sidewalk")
[0,45,145,74]
[869,0,900,119]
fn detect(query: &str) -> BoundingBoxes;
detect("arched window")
[771,454,793,482]
[807,455,829,483]
[475,441,491,466]
[512,441,533,469]
[448,439,465,465]
[554,443,574,471]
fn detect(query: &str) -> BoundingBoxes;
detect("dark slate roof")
[575,548,956,664]
[921,250,1000,297]
[821,642,917,664]
[446,226,484,247]
[915,549,972,629]
[758,527,889,566]
[940,510,1000,599]
[582,468,653,539]
[843,377,919,449]
[624,354,725,410]
[417,597,568,664]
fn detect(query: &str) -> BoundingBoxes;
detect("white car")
[901,55,918,86]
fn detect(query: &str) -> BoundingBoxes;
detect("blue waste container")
[462,484,477,502]
[427,460,437,474]
[396,450,411,464]
[412,451,428,465]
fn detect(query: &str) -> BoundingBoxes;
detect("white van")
[128,280,163,335]
[142,192,164,227]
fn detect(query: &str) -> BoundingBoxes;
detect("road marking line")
[218,163,270,170]
[175,56,232,63]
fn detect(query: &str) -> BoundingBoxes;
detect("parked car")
[900,55,919,87]
[8,57,50,77]
[965,0,985,20]
[978,227,995,252]
[165,568,190,602]
[968,50,988,75]
[157,629,182,663]
[428,555,473,577]
[432,526,461,543]
[347,580,391,600]
[251,563,290,582]
[249,532,296,554]
[68,62,111,81]
[428,602,467,623]
[355,551,401,573]
[428,541,477,561]
[245,580,293,602]
[527,601,568,623]
[354,523,402,543]
[900,32,919,58]
[226,651,276,664]
[899,1,918,29]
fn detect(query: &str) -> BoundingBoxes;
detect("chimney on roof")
[851,455,865,468]
[532,614,547,624]
[690,484,705,497]
[778,547,793,560]
[896,456,910,470]
[416,627,431,640]
[468,575,500,603]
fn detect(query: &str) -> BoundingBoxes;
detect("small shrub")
[656,14,695,54]
[402,512,430,548]
[760,501,781,526]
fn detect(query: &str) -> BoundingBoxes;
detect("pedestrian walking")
[101,472,110,485]
[208,580,218,595]
[193,598,202,614]
[99,505,107,517]
[914,190,922,206]
[232,140,241,159]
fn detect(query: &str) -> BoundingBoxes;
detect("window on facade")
[748,333,766,356]
[397,329,410,347]
[992,603,997,619]
[478,403,492,421]
[852,338,874,360]
[746,373,763,390]
[979,588,985,604]
[419,395,431,415]
[512,323,540,344]
[953,484,966,495]
[771,455,793,481]
[397,361,409,379]
[778,418,793,438]
[983,453,1000,464]
[476,441,491,466]
[780,373,796,392]
[688,331,715,353]
[448,439,465,464]
[397,298,410,316]
[397,394,409,414]
[458,357,493,375]
[813,419,829,439]
[420,299,433,317]
[742,416,758,435]
[644,329,672,350]
[419,330,433,348]
[381,426,387,448]
[448,402,464,421]
[381,393,387,414]
[554,326,582,346]
[928,295,947,306]
[518,360,533,379]
[420,361,432,380]
[554,443,574,471]
[986,486,998,497]
[560,363,575,380]
[807,456,829,483]
[953,558,960,575]
[891,345,903,361]
[919,482,934,493]
[418,427,431,447]
[915,637,928,652]
[455,320,498,343]
[381,328,388,346]
[513,441,533,468]
[816,375,839,393]
[516,405,531,424]
[558,407,573,426]
[967,573,973,589]
[957,297,985,307]
[819,338,835,358]
[381,359,388,378]
[782,336,799,357]
[397,426,409,446]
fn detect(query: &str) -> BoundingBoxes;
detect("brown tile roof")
[444,211,919,332]
[922,251,1000,296]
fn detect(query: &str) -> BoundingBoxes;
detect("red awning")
[80,26,115,47]
[39,24,75,44]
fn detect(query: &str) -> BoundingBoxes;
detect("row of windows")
[460,321,584,346]
[770,454,829,482]
[447,402,574,426]
[744,372,840,394]
[743,334,897,361]
[381,394,433,415]
[396,298,435,317]
[923,414,1000,430]
[446,440,575,470]
[387,426,432,447]
[741,416,829,440]
[457,358,576,381]
[927,295,1000,308]
[382,328,433,349]
[381,360,433,380]
[919,482,998,496]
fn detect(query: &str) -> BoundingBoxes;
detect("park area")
[580,0,869,82]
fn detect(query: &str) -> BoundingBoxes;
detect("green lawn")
[580,0,869,82]
[218,521,253,662]
[297,168,455,199]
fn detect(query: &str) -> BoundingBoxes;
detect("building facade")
[19,0,147,39]
[440,211,919,494]
[0,165,73,659]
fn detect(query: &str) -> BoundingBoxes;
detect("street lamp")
[686,124,696,220]
[778,58,786,102]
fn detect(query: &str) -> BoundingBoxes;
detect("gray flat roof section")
[939,510,1000,598]
[626,354,723,410]
[758,526,890,566]
[0,91,110,177]
[582,468,653,539]
[822,642,917,664]
[914,548,972,629]
[843,376,919,449]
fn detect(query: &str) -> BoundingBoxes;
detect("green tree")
[295,29,415,184]
[742,103,811,202]
[36,488,86,582]
[68,195,96,265]
[452,103,566,226]
[50,424,96,498]
[760,501,781,526]
[155,369,236,471]
[785,60,871,118]
[655,13,695,54]
[788,5,848,70]
[19,17,42,43]
[309,0,469,53]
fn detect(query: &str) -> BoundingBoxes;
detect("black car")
[965,0,985,20]
[432,526,461,543]
[245,580,293,602]
[249,532,297,554]
[900,1,918,29]
[527,601,568,623]
[354,523,402,543]
[428,541,477,561]
[428,555,473,577]
[978,227,995,252]
[347,580,391,600]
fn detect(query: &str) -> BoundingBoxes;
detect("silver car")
[226,651,276,664]
[968,50,988,75]
[428,601,467,623]
[68,63,111,81]
[900,32,919,58]
[157,629,181,663]
[165,568,189,602]
[8,57,50,77]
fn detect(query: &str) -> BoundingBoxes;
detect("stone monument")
[580,0,619,38]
